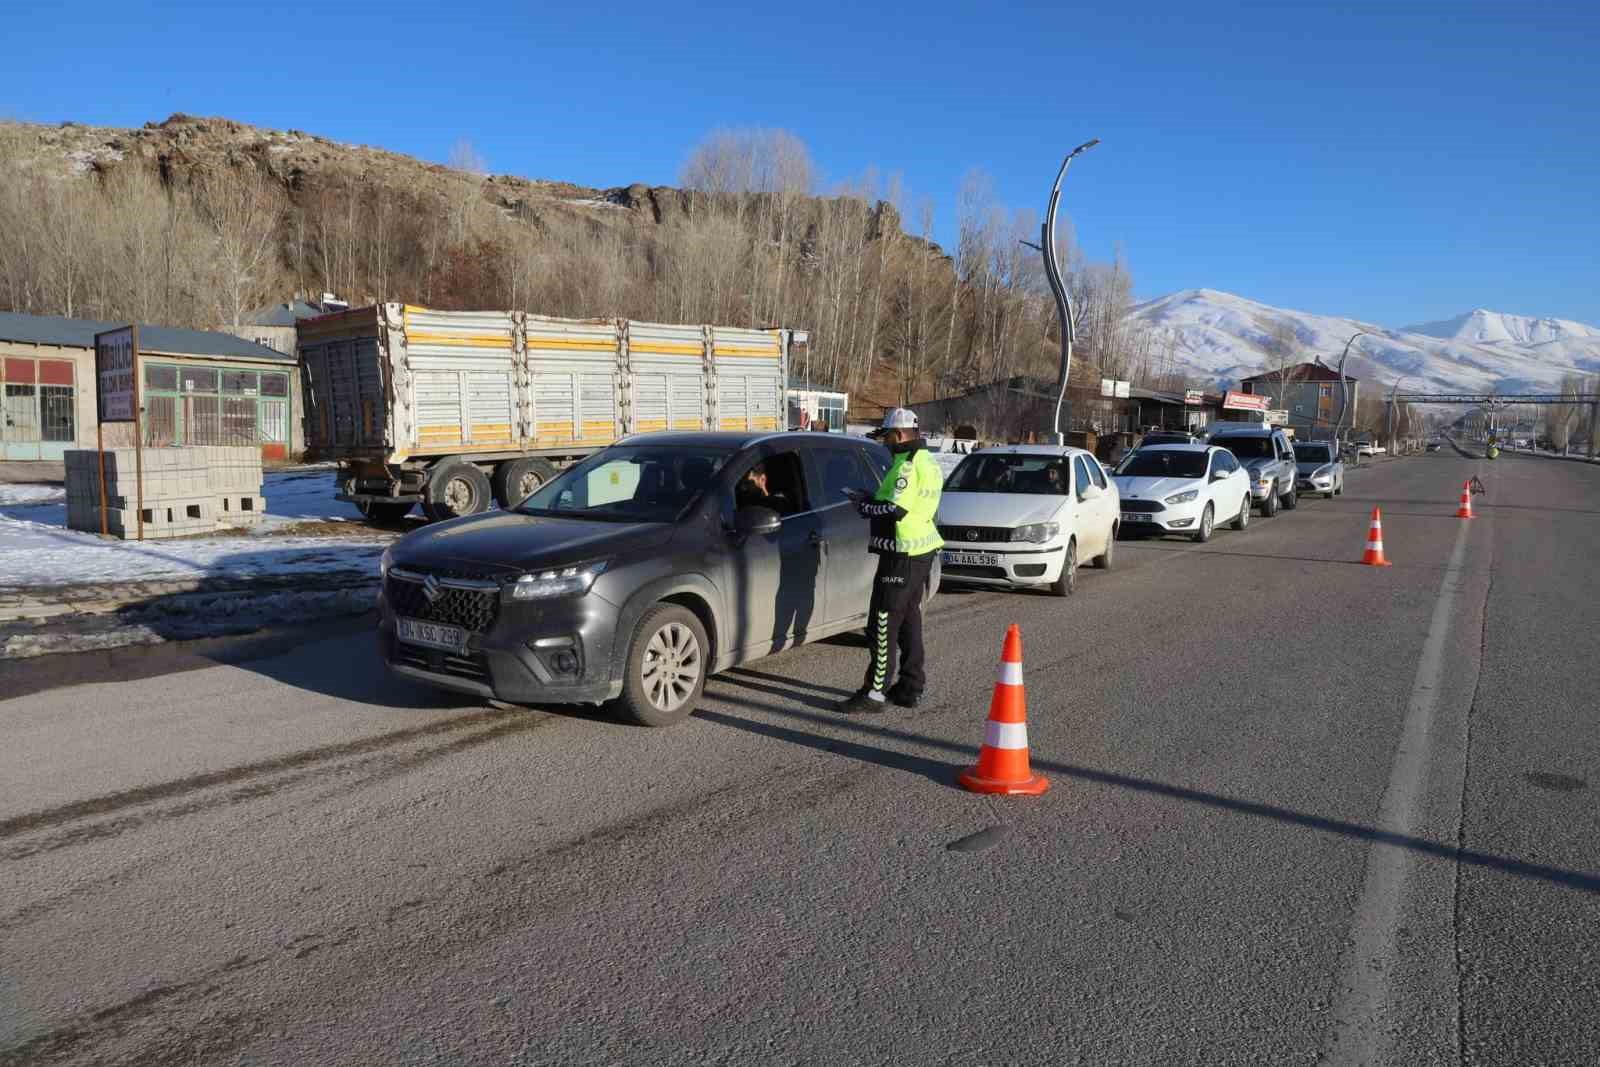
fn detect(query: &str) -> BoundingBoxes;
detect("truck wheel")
[1281,485,1298,510]
[423,461,492,522]
[492,457,557,509]
[356,500,414,524]
[616,604,708,727]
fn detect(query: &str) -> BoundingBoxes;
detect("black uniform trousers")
[862,551,935,697]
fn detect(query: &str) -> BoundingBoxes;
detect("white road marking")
[1327,513,1473,1064]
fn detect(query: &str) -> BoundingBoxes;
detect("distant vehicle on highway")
[937,445,1118,597]
[1209,423,1299,515]
[1426,440,1442,452]
[1112,444,1252,542]
[377,431,936,725]
[1291,440,1345,499]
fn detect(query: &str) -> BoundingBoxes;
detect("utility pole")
[1037,139,1100,446]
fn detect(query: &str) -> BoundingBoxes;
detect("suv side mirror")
[733,505,782,537]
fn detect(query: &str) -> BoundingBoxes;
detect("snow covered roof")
[0,312,293,362]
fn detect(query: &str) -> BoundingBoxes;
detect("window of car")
[1087,457,1108,489]
[945,453,1070,495]
[520,444,735,522]
[1118,450,1208,478]
[815,445,878,506]
[1072,456,1094,498]
[1217,435,1271,460]
[1295,444,1332,463]
[729,449,810,518]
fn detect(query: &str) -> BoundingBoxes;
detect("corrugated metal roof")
[0,311,293,362]
[246,299,324,327]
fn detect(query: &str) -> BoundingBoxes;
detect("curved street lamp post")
[1039,139,1101,446]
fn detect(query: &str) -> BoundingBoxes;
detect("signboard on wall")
[1223,390,1269,412]
[94,326,139,423]
[1101,379,1131,398]
[1266,409,1289,426]
[1184,389,1204,405]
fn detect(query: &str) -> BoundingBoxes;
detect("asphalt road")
[3,450,1596,1066]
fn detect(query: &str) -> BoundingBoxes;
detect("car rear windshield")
[1117,451,1207,478]
[945,454,1069,494]
[1295,445,1332,463]
[517,445,735,522]
[1217,436,1271,459]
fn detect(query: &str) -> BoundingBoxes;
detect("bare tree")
[195,164,284,330]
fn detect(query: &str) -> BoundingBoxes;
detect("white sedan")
[1111,444,1252,542]
[935,445,1119,597]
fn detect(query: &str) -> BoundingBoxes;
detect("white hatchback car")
[936,445,1119,596]
[1111,444,1252,542]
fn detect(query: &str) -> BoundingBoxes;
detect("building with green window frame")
[0,312,300,462]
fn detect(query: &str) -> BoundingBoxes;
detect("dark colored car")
[377,431,937,726]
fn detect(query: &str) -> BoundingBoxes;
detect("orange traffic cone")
[1456,480,1474,519]
[1361,506,1393,567]
[959,625,1049,796]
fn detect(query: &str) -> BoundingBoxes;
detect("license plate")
[1121,512,1148,524]
[398,617,466,653]
[943,550,1001,567]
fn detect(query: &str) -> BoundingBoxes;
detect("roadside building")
[234,293,349,356]
[0,311,301,461]
[1239,362,1359,440]
[786,381,849,431]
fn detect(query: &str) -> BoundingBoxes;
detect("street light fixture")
[1039,138,1101,446]
[1332,331,1367,452]
[1386,374,1411,454]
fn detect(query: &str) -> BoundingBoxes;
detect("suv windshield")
[1295,445,1332,464]
[1217,435,1271,459]
[1118,451,1207,478]
[518,445,734,522]
[946,454,1069,494]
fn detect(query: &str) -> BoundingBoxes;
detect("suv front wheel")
[617,604,708,727]
[1260,487,1279,518]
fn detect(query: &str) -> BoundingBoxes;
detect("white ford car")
[1111,444,1252,542]
[935,445,1119,597]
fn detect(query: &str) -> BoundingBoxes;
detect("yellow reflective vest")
[863,443,944,558]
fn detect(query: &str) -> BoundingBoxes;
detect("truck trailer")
[299,304,797,522]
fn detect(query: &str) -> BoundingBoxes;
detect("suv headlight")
[1012,522,1060,544]
[379,546,394,578]
[1164,489,1199,505]
[508,560,608,600]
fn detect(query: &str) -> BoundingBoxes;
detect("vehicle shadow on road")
[231,628,468,711]
[710,693,1600,896]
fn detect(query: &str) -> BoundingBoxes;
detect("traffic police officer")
[838,408,944,714]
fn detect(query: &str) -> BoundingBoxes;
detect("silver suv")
[1208,424,1298,516]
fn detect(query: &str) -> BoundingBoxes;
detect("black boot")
[886,683,921,709]
[836,690,887,715]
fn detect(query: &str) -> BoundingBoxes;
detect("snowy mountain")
[1128,289,1600,395]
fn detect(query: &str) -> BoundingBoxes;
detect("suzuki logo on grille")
[422,574,443,603]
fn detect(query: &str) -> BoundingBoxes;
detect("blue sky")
[7,0,1597,328]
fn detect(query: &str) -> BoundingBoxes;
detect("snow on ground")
[0,470,388,588]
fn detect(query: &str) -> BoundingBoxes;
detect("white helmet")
[878,408,918,431]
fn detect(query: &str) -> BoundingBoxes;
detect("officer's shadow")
[699,670,959,789]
